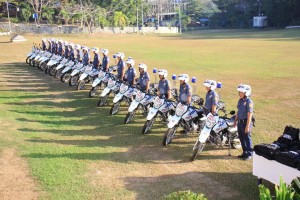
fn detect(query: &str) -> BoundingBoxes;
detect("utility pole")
[141,0,144,27]
[179,4,182,34]
[136,6,139,32]
[6,0,11,33]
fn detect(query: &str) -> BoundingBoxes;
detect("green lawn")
[0,29,299,200]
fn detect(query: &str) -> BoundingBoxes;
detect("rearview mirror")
[230,110,236,115]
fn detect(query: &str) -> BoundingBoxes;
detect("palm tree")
[113,11,128,30]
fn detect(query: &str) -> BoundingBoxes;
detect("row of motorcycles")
[25,44,241,161]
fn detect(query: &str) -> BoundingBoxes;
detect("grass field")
[0,29,299,200]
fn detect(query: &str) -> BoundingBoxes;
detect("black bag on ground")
[275,150,300,168]
[254,142,287,160]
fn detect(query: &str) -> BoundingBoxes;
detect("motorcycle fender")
[146,107,159,120]
[100,87,111,97]
[27,53,32,57]
[92,78,101,87]
[198,126,211,143]
[71,69,79,76]
[47,60,54,66]
[167,115,181,129]
[128,100,139,112]
[62,66,71,73]
[56,64,64,70]
[79,73,88,81]
[228,126,237,134]
[34,55,41,61]
[113,93,123,103]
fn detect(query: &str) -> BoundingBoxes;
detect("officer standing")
[82,47,90,66]
[124,58,136,86]
[68,44,75,61]
[116,52,125,80]
[92,48,100,70]
[234,84,254,161]
[57,40,63,56]
[137,63,150,93]
[63,41,69,59]
[157,69,171,99]
[178,74,192,105]
[41,38,47,51]
[101,49,109,72]
[75,45,82,61]
[203,79,219,114]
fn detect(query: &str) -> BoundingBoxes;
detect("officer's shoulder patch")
[249,102,253,109]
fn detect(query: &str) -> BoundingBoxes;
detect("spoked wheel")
[28,58,32,66]
[26,56,30,64]
[61,72,71,82]
[142,118,155,134]
[124,110,136,124]
[110,102,121,115]
[69,75,79,86]
[163,127,177,146]
[49,66,56,76]
[98,94,109,107]
[55,69,63,79]
[89,86,100,98]
[30,59,35,67]
[190,141,205,161]
[40,62,47,71]
[33,61,39,68]
[77,80,86,90]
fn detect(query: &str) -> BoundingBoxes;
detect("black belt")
[238,119,247,123]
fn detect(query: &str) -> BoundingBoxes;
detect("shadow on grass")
[123,171,259,200]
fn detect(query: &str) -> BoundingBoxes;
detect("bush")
[164,190,208,200]
[10,17,20,23]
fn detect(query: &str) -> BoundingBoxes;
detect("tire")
[110,102,121,115]
[55,69,63,79]
[33,60,38,68]
[31,60,35,67]
[49,66,56,76]
[142,118,155,134]
[26,56,30,64]
[28,58,32,66]
[69,75,79,86]
[163,127,177,146]
[61,72,71,83]
[98,94,109,107]
[40,62,47,71]
[190,141,205,161]
[124,110,136,124]
[89,86,100,98]
[77,80,86,90]
[45,65,49,74]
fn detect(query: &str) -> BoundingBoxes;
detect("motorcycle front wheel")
[40,62,47,71]
[89,86,100,98]
[77,80,86,90]
[98,94,109,107]
[110,102,121,115]
[26,56,30,64]
[55,69,63,79]
[142,118,155,134]
[124,110,136,124]
[49,66,56,76]
[163,127,177,146]
[69,75,79,86]
[61,72,71,83]
[190,141,205,161]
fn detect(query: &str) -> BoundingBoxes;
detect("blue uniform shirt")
[158,79,170,97]
[93,53,100,69]
[102,56,109,71]
[125,67,136,85]
[179,83,192,104]
[42,42,46,51]
[58,45,63,55]
[51,43,57,54]
[76,50,81,60]
[69,49,74,61]
[139,71,150,91]
[237,97,254,120]
[82,52,90,66]
[64,47,69,58]
[117,59,125,79]
[205,90,219,111]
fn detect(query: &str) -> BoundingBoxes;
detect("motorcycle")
[27,48,40,66]
[49,57,68,76]
[54,59,74,79]
[123,88,156,124]
[39,51,53,71]
[162,95,205,146]
[110,82,137,115]
[69,64,87,86]
[77,66,99,90]
[97,78,121,107]
[89,66,116,98]
[26,45,37,64]
[41,54,62,72]
[190,105,241,161]
[61,60,81,83]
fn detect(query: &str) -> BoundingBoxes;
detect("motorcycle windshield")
[119,83,128,94]
[107,79,115,88]
[205,113,219,128]
[135,91,145,102]
[175,103,188,116]
[153,97,164,109]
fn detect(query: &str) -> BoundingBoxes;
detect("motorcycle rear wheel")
[124,110,136,124]
[190,141,205,161]
[163,127,177,146]
[142,118,155,134]
[61,72,71,83]
[110,102,121,115]
[98,94,109,107]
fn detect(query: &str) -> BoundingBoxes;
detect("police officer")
[124,58,136,86]
[51,39,57,54]
[68,43,75,61]
[137,63,150,93]
[47,39,52,52]
[203,79,219,114]
[63,41,69,59]
[116,52,125,80]
[41,38,47,51]
[178,74,192,105]
[101,49,109,72]
[233,84,254,161]
[57,39,63,56]
[92,47,100,70]
[157,69,171,99]
[75,44,82,61]
[82,47,90,66]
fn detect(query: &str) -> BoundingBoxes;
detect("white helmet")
[82,46,89,52]
[101,49,109,56]
[64,41,69,46]
[158,69,168,78]
[51,38,56,42]
[138,63,147,71]
[126,58,135,66]
[203,80,217,90]
[237,84,251,97]
[42,38,47,42]
[75,44,81,50]
[116,52,124,59]
[92,47,99,53]
[69,43,75,49]
[178,74,189,83]
[58,39,63,44]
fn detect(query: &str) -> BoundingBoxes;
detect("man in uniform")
[178,74,192,105]
[116,52,125,80]
[157,69,171,99]
[101,49,109,72]
[124,58,136,86]
[203,79,219,114]
[137,63,150,93]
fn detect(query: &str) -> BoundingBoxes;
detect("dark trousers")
[238,122,253,156]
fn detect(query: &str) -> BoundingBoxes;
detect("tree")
[187,0,220,19]
[19,2,32,23]
[25,0,55,24]
[42,6,55,24]
[113,11,128,29]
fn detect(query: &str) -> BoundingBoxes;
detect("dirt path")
[0,148,40,200]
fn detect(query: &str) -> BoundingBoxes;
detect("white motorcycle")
[26,45,37,64]
[190,104,241,161]
[54,59,74,79]
[110,82,137,115]
[77,66,99,90]
[27,48,40,66]
[49,57,68,77]
[39,52,55,71]
[97,78,121,107]
[61,60,82,83]
[69,64,87,86]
